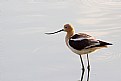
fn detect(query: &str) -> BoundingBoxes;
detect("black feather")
[69,39,90,50]
[98,40,113,46]
[88,40,113,48]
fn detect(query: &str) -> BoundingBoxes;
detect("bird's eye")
[64,26,67,28]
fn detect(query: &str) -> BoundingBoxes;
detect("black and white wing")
[69,33,112,50]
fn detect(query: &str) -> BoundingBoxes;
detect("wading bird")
[45,24,112,81]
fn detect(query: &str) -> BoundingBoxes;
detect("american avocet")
[45,24,112,80]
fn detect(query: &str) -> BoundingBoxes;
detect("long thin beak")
[45,29,64,35]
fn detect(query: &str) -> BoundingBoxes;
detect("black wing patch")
[69,39,113,50]
[71,33,91,39]
[69,33,112,50]
[69,33,94,50]
[69,39,90,50]
[89,40,112,48]
[71,34,80,39]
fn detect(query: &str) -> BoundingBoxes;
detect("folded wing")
[69,33,112,50]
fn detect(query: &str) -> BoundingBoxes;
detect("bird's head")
[45,24,74,35]
[63,24,74,33]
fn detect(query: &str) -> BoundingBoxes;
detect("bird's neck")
[65,30,74,45]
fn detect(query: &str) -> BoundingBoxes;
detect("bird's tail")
[98,40,113,46]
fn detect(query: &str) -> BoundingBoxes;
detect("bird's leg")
[87,54,90,71]
[80,55,85,81]
[87,54,90,81]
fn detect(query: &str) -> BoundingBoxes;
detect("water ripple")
[83,26,121,32]
[91,48,121,62]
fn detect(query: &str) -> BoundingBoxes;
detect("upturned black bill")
[45,29,64,35]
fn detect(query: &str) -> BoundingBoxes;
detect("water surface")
[1,0,121,81]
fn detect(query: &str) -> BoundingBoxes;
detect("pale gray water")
[1,0,121,81]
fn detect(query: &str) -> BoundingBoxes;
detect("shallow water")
[1,0,121,81]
